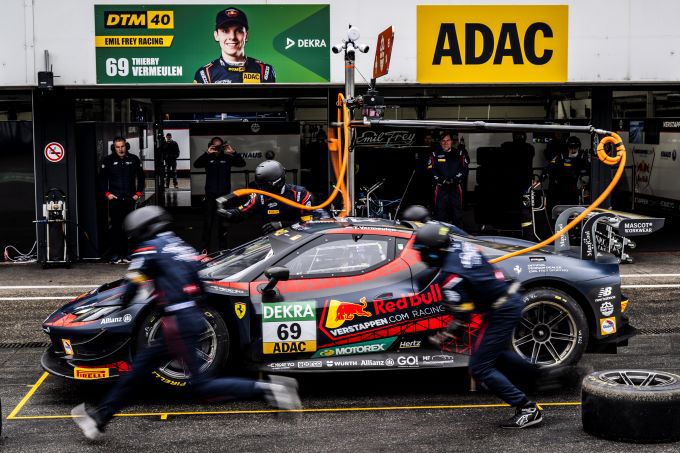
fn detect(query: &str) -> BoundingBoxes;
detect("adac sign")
[417,5,568,83]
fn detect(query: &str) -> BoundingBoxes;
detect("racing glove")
[429,319,466,348]
[262,221,283,235]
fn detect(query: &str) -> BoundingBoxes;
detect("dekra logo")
[432,22,553,66]
[285,37,327,50]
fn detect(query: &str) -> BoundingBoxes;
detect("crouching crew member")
[218,160,329,234]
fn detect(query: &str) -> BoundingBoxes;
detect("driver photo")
[193,7,276,84]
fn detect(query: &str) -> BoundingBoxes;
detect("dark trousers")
[433,184,463,226]
[95,305,263,426]
[165,160,177,187]
[202,194,228,252]
[108,198,135,258]
[468,295,537,407]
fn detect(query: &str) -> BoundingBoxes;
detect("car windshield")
[199,238,273,281]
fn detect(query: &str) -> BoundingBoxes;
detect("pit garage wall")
[3,0,680,86]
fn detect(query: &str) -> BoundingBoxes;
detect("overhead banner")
[417,5,568,83]
[94,4,330,84]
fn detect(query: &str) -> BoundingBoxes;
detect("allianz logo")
[285,37,327,50]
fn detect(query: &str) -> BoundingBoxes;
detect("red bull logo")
[325,297,371,329]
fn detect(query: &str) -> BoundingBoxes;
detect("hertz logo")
[104,11,174,29]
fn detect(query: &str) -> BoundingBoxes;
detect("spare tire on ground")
[582,369,680,443]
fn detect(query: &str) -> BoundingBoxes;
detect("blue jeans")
[468,295,537,407]
[95,306,263,426]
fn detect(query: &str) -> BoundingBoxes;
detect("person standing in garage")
[71,206,301,441]
[412,221,544,429]
[427,131,469,227]
[100,136,145,263]
[544,135,590,209]
[161,133,180,189]
[194,136,246,252]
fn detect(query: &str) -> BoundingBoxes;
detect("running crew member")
[427,131,470,226]
[218,160,328,234]
[413,222,544,429]
[71,206,301,440]
[193,7,275,84]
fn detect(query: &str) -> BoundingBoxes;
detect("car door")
[250,232,420,365]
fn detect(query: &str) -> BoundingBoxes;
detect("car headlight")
[72,305,121,322]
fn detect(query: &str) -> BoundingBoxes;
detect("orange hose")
[232,93,350,214]
[488,132,626,264]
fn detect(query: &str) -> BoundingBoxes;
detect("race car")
[42,218,634,387]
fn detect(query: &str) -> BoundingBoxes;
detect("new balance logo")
[597,287,612,298]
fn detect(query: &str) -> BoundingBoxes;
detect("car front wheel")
[136,306,229,388]
[512,287,588,367]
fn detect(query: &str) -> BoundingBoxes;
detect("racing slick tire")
[582,369,680,443]
[512,287,588,367]
[136,306,230,389]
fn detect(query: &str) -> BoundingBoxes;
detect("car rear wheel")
[137,306,229,388]
[512,287,588,367]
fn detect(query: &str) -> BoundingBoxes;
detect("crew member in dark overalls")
[161,133,180,189]
[194,137,246,252]
[100,136,145,263]
[71,206,301,440]
[544,136,589,208]
[427,131,470,227]
[218,160,328,234]
[413,222,543,429]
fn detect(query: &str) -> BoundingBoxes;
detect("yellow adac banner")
[95,35,175,48]
[417,5,568,83]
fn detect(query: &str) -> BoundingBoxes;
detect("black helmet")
[566,136,581,149]
[123,206,172,243]
[255,160,286,192]
[401,205,431,223]
[413,222,451,267]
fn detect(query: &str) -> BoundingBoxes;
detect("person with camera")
[71,206,301,441]
[218,159,328,235]
[194,137,246,252]
[427,131,470,227]
[100,136,145,263]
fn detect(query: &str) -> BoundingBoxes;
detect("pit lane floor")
[1,252,680,452]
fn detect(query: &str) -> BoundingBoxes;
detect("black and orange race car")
[42,218,634,387]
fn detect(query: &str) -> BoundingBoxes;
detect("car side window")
[279,235,393,278]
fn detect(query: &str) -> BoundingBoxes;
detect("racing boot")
[71,403,105,440]
[500,402,543,429]
[262,375,302,411]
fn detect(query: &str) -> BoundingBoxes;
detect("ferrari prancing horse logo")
[234,302,247,319]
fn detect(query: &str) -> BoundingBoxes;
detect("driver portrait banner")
[94,4,330,84]
[417,5,568,83]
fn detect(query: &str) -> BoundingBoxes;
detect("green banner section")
[312,337,397,358]
[262,301,316,323]
[95,4,330,84]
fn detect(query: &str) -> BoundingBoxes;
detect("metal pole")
[353,119,608,135]
[345,50,356,216]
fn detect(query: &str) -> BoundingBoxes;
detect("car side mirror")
[261,266,289,294]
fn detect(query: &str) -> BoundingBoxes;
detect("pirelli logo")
[243,73,261,83]
[74,367,110,380]
[104,11,174,29]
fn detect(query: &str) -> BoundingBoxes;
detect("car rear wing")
[552,205,664,261]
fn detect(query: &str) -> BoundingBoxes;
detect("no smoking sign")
[44,142,65,163]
